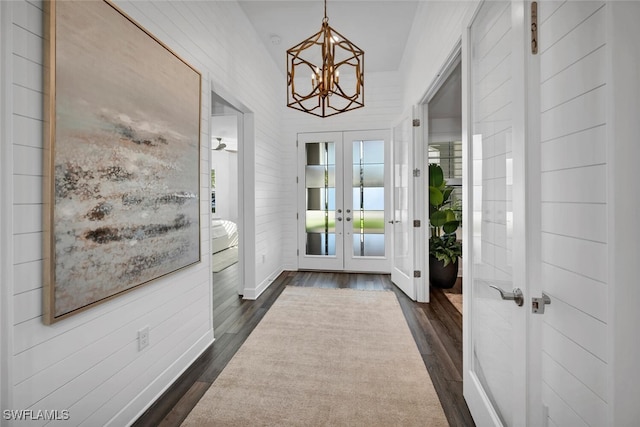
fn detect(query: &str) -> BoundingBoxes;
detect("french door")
[390,117,417,300]
[297,130,391,272]
[462,0,541,425]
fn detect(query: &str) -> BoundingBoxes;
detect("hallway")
[133,272,474,426]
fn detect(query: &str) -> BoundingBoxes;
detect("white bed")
[211,219,238,254]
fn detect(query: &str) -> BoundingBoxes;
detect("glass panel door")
[390,118,415,299]
[305,142,337,256]
[298,130,390,272]
[344,130,390,272]
[298,133,344,271]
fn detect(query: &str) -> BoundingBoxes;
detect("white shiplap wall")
[538,2,609,426]
[3,0,286,425]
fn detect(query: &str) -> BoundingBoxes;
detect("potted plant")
[428,163,462,289]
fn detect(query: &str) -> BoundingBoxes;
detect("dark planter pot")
[429,255,459,289]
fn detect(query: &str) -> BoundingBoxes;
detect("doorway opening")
[210,92,243,331]
[426,60,463,314]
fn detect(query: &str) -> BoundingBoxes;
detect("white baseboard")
[119,330,214,426]
[242,266,285,300]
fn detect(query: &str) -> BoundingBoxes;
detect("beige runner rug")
[182,286,448,426]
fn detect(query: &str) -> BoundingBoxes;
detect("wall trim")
[0,0,14,413]
[242,266,285,300]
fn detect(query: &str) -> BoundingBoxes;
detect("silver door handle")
[336,217,342,222]
[489,285,524,307]
[388,220,400,224]
[346,217,351,222]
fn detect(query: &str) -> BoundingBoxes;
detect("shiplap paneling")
[542,352,607,427]
[541,164,606,204]
[541,125,606,172]
[543,323,607,400]
[541,202,606,243]
[543,382,590,427]
[539,3,608,425]
[540,5,606,83]
[3,0,288,425]
[542,262,607,322]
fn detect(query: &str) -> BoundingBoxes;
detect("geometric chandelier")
[286,0,364,117]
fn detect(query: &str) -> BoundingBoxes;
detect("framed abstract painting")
[43,0,202,324]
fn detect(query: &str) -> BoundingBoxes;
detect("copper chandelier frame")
[286,0,364,117]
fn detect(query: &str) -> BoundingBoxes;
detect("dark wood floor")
[133,271,474,427]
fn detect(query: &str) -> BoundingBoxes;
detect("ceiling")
[211,0,461,140]
[237,1,421,75]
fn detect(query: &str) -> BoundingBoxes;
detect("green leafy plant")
[428,163,462,266]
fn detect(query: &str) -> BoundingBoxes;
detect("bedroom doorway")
[211,92,242,331]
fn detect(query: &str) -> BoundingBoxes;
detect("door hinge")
[413,220,421,228]
[297,249,299,256]
[296,176,299,184]
[296,212,299,220]
[296,139,299,148]
[531,2,538,54]
[413,119,421,127]
[413,168,421,178]
[413,270,421,278]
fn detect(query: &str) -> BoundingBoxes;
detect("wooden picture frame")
[43,0,202,324]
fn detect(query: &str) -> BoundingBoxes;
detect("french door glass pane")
[305,142,336,256]
[352,139,385,257]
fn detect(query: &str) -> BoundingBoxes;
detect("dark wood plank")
[133,271,474,427]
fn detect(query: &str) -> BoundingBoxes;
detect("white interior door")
[462,1,533,425]
[297,131,391,272]
[390,117,415,299]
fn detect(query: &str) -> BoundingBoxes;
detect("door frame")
[461,0,543,425]
[418,41,463,303]
[208,84,255,298]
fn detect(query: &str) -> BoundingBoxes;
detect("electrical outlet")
[138,326,149,351]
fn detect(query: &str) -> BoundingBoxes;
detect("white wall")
[211,150,239,223]
[538,2,609,425]
[429,117,462,144]
[609,2,640,424]
[1,0,286,425]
